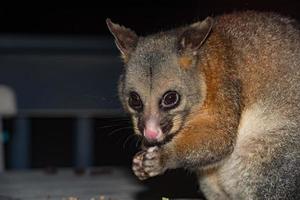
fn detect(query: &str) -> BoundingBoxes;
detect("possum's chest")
[216,103,290,198]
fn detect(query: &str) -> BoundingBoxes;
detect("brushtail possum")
[106,11,300,199]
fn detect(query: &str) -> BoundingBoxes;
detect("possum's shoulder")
[214,11,300,37]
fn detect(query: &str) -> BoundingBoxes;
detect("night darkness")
[1,1,300,36]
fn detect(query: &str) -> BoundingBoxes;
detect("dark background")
[1,1,300,36]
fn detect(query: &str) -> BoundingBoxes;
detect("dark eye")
[128,92,143,112]
[160,91,180,110]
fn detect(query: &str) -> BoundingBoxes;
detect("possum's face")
[121,37,204,145]
[107,18,213,145]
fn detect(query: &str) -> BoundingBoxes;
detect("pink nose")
[144,129,159,140]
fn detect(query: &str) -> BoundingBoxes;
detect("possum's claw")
[132,146,166,180]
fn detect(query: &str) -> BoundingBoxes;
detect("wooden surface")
[0,167,201,200]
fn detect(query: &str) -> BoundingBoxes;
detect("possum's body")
[107,11,300,200]
[199,12,300,199]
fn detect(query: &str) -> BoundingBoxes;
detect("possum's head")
[107,18,213,146]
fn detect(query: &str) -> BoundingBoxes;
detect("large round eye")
[160,91,180,110]
[128,92,143,112]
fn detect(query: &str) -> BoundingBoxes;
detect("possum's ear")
[178,17,214,54]
[106,19,138,62]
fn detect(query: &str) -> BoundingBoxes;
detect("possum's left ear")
[106,19,138,62]
[178,17,214,55]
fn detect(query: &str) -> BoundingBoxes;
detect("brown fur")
[179,56,193,70]
[163,30,242,169]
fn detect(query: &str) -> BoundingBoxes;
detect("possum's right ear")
[178,17,214,55]
[106,19,138,62]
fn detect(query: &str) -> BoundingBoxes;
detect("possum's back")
[216,11,300,120]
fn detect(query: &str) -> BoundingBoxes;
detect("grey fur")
[119,31,205,141]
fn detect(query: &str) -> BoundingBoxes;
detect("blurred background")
[0,0,299,173]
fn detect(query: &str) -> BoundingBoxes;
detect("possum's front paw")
[132,146,166,180]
